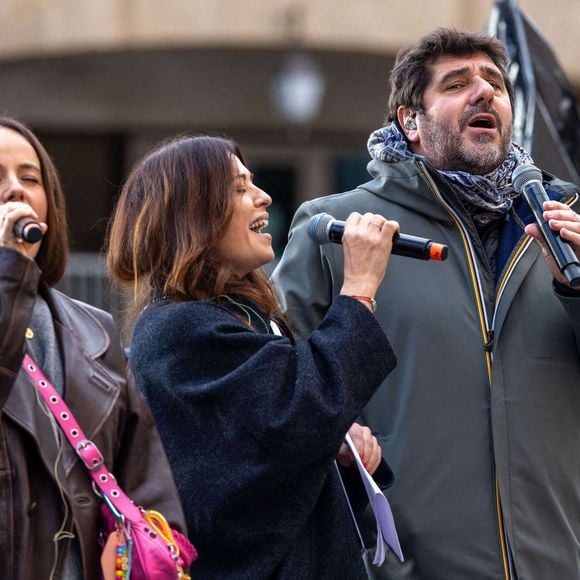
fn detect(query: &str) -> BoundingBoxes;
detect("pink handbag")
[23,353,198,579]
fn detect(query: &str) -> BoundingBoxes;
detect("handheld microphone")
[512,164,580,287]
[307,213,448,261]
[14,218,43,243]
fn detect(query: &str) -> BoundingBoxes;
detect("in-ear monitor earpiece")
[404,113,417,131]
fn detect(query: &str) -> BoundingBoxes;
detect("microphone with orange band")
[307,213,448,261]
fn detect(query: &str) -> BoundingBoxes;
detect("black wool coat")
[130,295,396,579]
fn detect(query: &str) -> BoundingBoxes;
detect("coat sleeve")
[0,248,40,408]
[91,309,188,535]
[548,181,580,356]
[554,284,580,355]
[131,296,396,471]
[112,370,188,535]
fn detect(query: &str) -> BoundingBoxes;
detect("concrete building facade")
[0,0,577,311]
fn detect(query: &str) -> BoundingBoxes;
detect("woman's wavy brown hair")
[0,117,69,285]
[107,134,281,321]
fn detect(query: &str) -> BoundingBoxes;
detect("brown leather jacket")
[0,247,188,579]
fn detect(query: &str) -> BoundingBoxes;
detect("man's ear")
[397,106,419,142]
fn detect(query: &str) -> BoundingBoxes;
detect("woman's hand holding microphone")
[339,212,399,312]
[0,201,46,259]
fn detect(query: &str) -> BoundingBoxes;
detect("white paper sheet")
[345,433,404,565]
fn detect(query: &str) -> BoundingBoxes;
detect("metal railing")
[55,251,129,331]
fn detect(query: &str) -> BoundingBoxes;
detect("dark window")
[251,164,296,258]
[35,131,125,252]
[334,154,370,193]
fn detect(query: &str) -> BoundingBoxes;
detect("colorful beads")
[115,540,129,578]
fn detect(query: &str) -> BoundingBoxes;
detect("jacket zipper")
[486,192,578,578]
[495,190,579,314]
[485,329,494,352]
[417,161,511,580]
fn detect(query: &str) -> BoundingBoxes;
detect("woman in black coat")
[107,135,399,579]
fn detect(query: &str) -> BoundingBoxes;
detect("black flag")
[487,0,580,183]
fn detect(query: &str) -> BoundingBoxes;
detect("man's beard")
[419,106,512,175]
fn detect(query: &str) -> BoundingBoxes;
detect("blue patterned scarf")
[367,124,534,228]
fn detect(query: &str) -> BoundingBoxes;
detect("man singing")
[273,28,580,579]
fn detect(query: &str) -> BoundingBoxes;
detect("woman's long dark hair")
[107,135,281,323]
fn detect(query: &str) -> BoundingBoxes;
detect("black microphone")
[307,213,448,261]
[512,164,580,287]
[14,218,43,243]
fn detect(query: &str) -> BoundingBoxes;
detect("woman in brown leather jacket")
[0,116,188,579]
